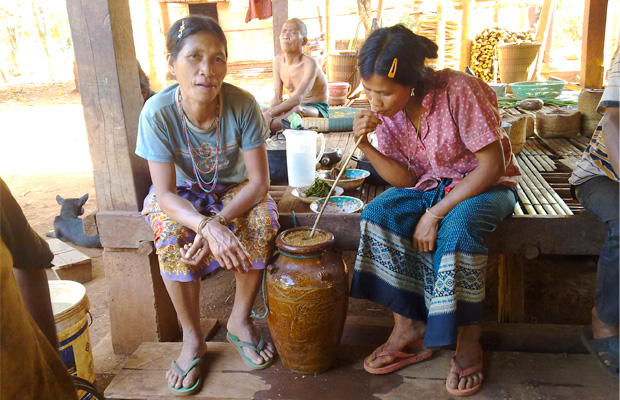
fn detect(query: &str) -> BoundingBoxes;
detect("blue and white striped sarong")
[350,179,517,348]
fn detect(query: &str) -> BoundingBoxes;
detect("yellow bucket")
[49,280,95,400]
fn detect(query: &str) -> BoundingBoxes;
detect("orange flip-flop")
[363,340,434,374]
[445,352,484,397]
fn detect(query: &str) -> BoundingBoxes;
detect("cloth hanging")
[245,0,272,23]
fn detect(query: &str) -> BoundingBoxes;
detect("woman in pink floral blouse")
[350,24,520,396]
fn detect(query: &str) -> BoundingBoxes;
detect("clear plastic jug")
[282,129,325,187]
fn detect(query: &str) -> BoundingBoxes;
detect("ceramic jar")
[266,227,349,374]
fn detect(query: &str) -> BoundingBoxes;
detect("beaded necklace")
[177,90,221,193]
[403,105,423,171]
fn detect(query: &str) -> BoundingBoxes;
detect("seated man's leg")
[576,176,620,330]
[265,104,324,132]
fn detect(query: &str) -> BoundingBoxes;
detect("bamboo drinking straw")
[309,134,365,238]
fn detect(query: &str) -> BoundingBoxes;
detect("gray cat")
[46,194,102,248]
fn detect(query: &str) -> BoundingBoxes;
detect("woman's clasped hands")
[180,219,252,273]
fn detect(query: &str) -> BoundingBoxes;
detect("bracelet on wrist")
[197,217,212,233]
[213,213,228,226]
[425,208,445,220]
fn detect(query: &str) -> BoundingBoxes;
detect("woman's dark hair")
[358,24,438,92]
[167,16,228,60]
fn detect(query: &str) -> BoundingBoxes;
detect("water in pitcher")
[286,150,316,187]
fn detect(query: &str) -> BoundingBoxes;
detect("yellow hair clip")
[178,21,186,39]
[388,58,398,78]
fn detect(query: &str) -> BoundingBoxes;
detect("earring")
[410,87,415,97]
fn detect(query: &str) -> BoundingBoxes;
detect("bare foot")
[227,319,275,366]
[365,315,429,370]
[591,307,620,366]
[166,334,208,390]
[447,325,483,392]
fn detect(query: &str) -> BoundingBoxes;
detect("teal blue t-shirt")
[136,82,269,185]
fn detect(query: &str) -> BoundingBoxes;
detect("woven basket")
[327,51,361,93]
[535,109,581,138]
[502,114,526,154]
[578,89,604,137]
[497,42,542,84]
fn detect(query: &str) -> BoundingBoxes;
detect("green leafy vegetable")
[497,97,577,109]
[304,178,330,197]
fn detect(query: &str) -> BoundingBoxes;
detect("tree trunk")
[357,0,373,37]
[31,0,53,79]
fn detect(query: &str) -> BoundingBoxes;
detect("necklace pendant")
[419,144,425,151]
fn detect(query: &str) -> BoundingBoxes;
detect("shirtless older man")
[263,18,328,132]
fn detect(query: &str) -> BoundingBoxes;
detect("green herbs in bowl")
[304,178,330,197]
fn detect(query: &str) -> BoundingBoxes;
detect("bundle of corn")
[471,27,535,82]
[415,13,460,70]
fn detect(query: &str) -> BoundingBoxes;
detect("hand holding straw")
[309,134,365,238]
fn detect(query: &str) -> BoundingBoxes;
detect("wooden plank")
[581,0,608,88]
[279,211,606,255]
[96,211,154,249]
[104,342,619,400]
[66,0,150,211]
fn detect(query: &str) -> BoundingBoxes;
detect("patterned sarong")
[142,181,279,282]
[350,179,517,348]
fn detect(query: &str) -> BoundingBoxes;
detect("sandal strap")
[450,350,483,378]
[170,358,202,378]
[589,335,619,353]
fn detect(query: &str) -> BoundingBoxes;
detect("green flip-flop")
[168,357,204,396]
[226,331,274,369]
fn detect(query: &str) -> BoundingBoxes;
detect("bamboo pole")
[520,156,573,215]
[519,158,564,215]
[310,135,364,237]
[515,183,538,215]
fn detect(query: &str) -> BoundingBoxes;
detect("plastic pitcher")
[282,129,325,187]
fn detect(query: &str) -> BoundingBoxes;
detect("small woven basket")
[535,109,581,138]
[502,115,526,154]
[578,89,604,137]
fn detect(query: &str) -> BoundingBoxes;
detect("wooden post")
[325,0,332,81]
[66,0,180,354]
[459,0,474,71]
[497,253,525,323]
[531,0,554,80]
[582,0,608,89]
[272,0,288,57]
[436,2,445,70]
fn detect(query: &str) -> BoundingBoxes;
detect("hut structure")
[66,0,612,357]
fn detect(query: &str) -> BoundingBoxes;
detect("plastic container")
[509,81,566,99]
[49,280,95,400]
[282,129,325,187]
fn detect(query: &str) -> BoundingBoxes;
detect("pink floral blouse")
[376,69,520,191]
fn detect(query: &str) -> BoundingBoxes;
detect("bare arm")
[413,140,506,252]
[266,58,319,117]
[269,56,284,107]
[352,110,418,187]
[13,268,59,350]
[601,106,619,174]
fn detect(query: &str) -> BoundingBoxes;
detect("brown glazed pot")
[266,227,349,374]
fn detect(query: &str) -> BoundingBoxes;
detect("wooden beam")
[272,0,288,57]
[376,0,384,25]
[459,0,474,71]
[581,0,608,88]
[531,0,553,80]
[325,0,332,76]
[66,0,150,212]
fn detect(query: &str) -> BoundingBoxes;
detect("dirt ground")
[0,77,599,388]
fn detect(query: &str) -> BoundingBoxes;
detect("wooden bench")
[92,133,606,354]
